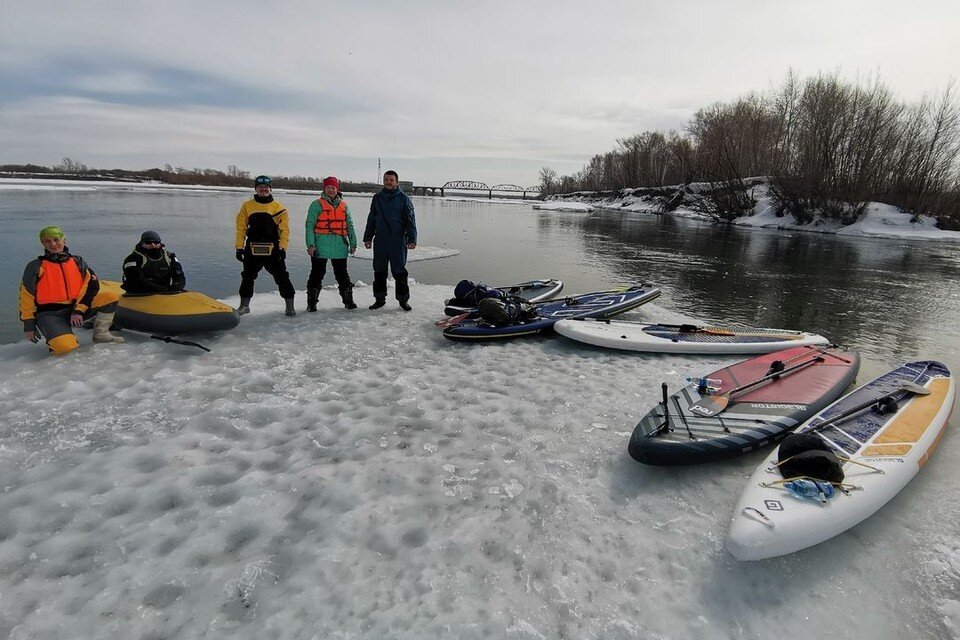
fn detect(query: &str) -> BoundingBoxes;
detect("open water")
[2,183,959,381]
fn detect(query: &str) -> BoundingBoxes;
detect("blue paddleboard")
[442,284,660,341]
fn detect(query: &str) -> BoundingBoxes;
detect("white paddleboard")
[554,319,830,354]
[726,361,955,561]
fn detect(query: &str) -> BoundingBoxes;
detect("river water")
[2,183,960,381]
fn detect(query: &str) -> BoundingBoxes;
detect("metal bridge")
[411,180,541,199]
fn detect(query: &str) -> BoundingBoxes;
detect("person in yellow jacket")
[235,175,296,316]
[19,226,124,355]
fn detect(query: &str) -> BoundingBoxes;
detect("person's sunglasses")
[143,240,162,246]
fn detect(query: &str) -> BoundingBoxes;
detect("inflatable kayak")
[443,284,660,341]
[102,281,240,335]
[628,346,860,465]
[444,278,563,316]
[554,319,830,354]
[727,361,955,560]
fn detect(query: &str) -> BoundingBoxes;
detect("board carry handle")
[688,356,824,417]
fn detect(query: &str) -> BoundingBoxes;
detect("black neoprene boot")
[307,288,320,312]
[340,286,357,309]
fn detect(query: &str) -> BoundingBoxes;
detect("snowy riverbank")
[1,283,958,639]
[550,182,960,243]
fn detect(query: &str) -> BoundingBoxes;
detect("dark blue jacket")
[363,189,417,245]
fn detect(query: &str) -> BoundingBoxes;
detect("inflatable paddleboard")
[629,346,860,465]
[102,281,240,335]
[727,361,955,560]
[443,284,660,341]
[444,278,563,316]
[554,320,830,354]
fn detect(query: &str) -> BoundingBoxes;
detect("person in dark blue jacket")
[363,170,417,310]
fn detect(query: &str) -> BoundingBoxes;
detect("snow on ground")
[532,202,595,213]
[0,283,956,639]
[351,246,461,262]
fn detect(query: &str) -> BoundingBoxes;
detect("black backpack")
[777,433,845,483]
[453,280,505,307]
[477,296,536,327]
[246,210,284,243]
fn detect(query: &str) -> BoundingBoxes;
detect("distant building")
[400,180,414,192]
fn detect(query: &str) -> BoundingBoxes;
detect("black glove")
[235,249,245,262]
[276,248,286,260]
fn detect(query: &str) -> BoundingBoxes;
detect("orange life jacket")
[314,198,348,236]
[35,256,85,304]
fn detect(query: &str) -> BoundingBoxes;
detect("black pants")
[307,257,352,291]
[239,253,295,299]
[373,268,409,302]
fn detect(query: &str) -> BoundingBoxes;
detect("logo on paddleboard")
[764,500,784,511]
[749,403,808,411]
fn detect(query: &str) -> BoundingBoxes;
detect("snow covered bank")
[551,181,960,243]
[532,202,595,213]
[0,283,956,639]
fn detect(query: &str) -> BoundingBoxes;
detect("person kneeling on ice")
[19,226,124,355]
[121,230,186,294]
[305,176,358,311]
[234,175,297,317]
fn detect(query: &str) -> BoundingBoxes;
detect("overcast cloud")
[2,0,958,186]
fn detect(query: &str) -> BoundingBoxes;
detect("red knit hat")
[322,176,340,190]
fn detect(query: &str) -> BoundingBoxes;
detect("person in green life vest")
[234,175,296,316]
[121,230,186,294]
[305,176,358,311]
[19,226,124,355]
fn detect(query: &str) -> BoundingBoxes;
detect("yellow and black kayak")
[101,281,240,335]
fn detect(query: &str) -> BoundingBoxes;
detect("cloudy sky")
[2,1,958,187]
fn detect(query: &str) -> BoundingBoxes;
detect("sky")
[1,0,958,187]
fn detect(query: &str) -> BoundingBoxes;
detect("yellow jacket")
[235,197,290,250]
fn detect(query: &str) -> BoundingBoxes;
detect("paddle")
[435,312,471,328]
[688,356,825,417]
[150,334,211,352]
[807,380,930,433]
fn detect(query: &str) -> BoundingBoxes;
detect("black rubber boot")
[307,288,320,312]
[340,286,357,310]
[285,298,296,317]
[369,298,385,310]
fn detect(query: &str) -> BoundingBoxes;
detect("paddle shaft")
[150,334,211,352]
[688,355,824,417]
[724,355,824,399]
[810,383,928,433]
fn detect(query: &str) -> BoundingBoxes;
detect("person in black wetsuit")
[121,230,186,294]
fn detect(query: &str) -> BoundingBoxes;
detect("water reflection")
[536,210,960,371]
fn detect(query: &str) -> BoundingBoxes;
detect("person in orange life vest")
[235,175,296,317]
[121,230,186,294]
[305,176,358,311]
[19,226,124,356]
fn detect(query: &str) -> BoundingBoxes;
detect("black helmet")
[140,230,162,244]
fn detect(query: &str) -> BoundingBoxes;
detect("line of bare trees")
[0,160,379,192]
[541,72,960,225]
